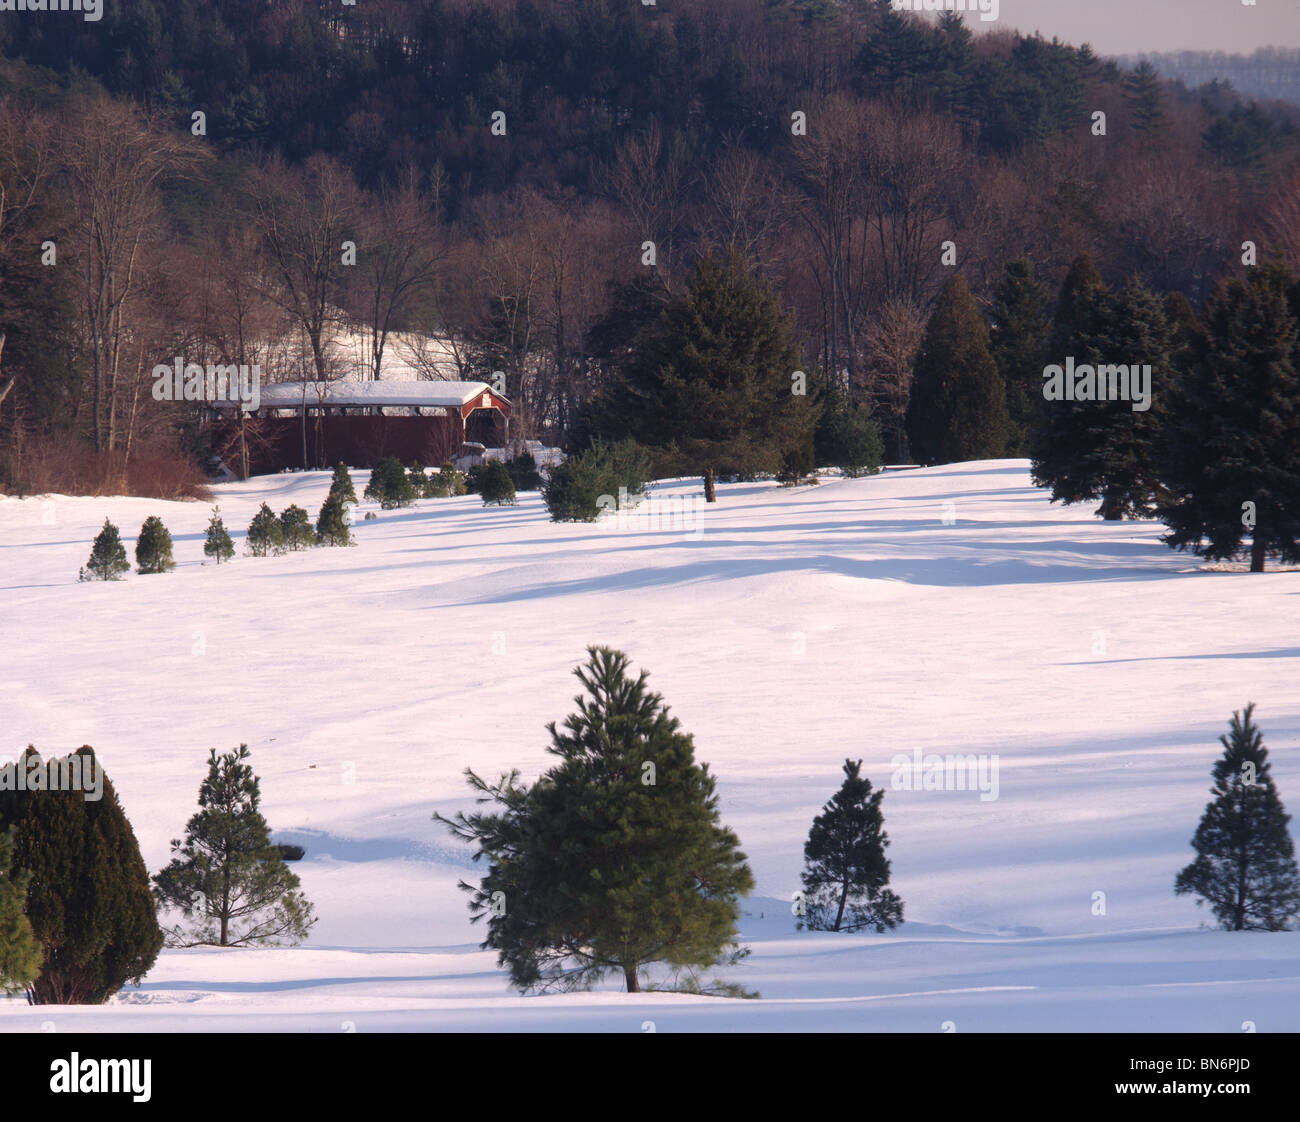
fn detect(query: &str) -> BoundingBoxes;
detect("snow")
[1,460,1297,1032]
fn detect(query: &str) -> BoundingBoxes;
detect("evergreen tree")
[1175,704,1300,930]
[800,759,903,933]
[203,506,235,564]
[329,461,357,505]
[315,491,353,545]
[81,518,129,581]
[814,376,884,478]
[1031,260,1171,518]
[598,248,816,502]
[436,647,756,995]
[1124,60,1165,136]
[0,746,163,1004]
[906,274,1009,465]
[153,745,317,947]
[479,460,517,506]
[1159,263,1300,571]
[246,502,285,557]
[407,461,430,499]
[989,259,1050,456]
[134,515,176,574]
[279,504,315,551]
[0,826,41,996]
[363,457,416,509]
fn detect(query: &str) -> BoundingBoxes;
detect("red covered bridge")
[211,380,511,476]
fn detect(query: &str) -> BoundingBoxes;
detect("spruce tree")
[1159,263,1300,571]
[800,759,903,933]
[407,461,429,498]
[153,745,317,947]
[330,461,357,505]
[814,376,883,478]
[1175,704,1300,930]
[0,826,41,996]
[315,491,352,545]
[479,460,517,506]
[134,515,176,574]
[906,273,1009,466]
[1124,61,1165,136]
[203,506,235,564]
[1031,261,1170,518]
[989,259,1050,456]
[598,248,816,502]
[436,647,756,995]
[279,504,314,551]
[82,518,129,581]
[363,457,416,509]
[0,746,163,1004]
[246,502,285,557]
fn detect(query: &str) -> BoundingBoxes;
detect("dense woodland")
[0,0,1298,498]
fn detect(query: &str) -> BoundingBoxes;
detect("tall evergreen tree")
[315,491,353,546]
[989,259,1050,456]
[134,515,176,574]
[0,746,163,1004]
[203,506,235,563]
[598,249,815,502]
[1159,263,1300,571]
[153,745,317,947]
[81,518,129,582]
[1124,60,1166,136]
[1032,261,1170,518]
[436,647,755,995]
[0,826,41,996]
[906,273,1009,466]
[800,759,903,933]
[1175,704,1300,930]
[330,461,357,505]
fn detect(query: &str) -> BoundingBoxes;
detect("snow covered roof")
[217,380,506,410]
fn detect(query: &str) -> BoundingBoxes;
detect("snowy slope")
[1,461,1297,1031]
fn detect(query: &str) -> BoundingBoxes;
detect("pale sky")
[962,0,1300,54]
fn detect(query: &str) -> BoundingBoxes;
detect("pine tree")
[279,504,315,551]
[315,491,352,545]
[1175,705,1300,930]
[0,746,163,1004]
[203,506,234,564]
[479,460,517,506]
[329,461,357,505]
[598,248,816,502]
[363,457,416,509]
[1159,263,1300,571]
[407,461,430,498]
[246,502,285,557]
[814,375,884,478]
[436,647,756,995]
[800,759,903,933]
[1124,60,1165,136]
[82,518,129,581]
[1031,260,1171,518]
[0,826,41,996]
[153,745,317,947]
[134,515,176,574]
[906,274,1009,466]
[989,259,1050,456]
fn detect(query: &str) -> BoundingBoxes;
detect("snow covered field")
[1,460,1297,1032]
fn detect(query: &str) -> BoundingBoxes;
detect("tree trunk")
[704,466,716,503]
[1250,535,1266,573]
[624,966,640,993]
[833,882,848,932]
[1099,487,1123,521]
